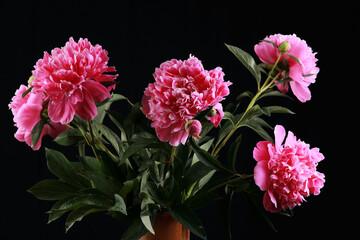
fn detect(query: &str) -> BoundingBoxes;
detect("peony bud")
[279,41,291,54]
[28,76,34,85]
[185,120,202,139]
[207,107,217,117]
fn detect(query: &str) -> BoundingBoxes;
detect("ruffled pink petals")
[9,85,68,150]
[253,125,325,212]
[31,37,117,124]
[254,34,319,102]
[142,55,231,146]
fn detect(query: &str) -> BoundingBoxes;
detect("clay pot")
[139,212,190,240]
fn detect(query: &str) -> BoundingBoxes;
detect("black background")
[1,0,357,239]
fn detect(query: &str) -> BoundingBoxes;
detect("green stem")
[207,174,254,193]
[211,54,284,157]
[87,120,101,161]
[87,120,119,163]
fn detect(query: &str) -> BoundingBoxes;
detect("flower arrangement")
[9,34,324,239]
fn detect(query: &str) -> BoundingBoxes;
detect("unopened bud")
[185,120,202,139]
[28,75,34,85]
[207,107,217,117]
[279,41,291,54]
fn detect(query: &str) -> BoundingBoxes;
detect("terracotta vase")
[139,211,190,240]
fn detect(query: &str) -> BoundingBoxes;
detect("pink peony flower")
[31,37,118,124]
[254,34,319,102]
[142,55,232,146]
[9,85,68,150]
[185,120,202,139]
[253,125,325,212]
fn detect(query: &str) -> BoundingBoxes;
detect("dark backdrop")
[1,1,357,239]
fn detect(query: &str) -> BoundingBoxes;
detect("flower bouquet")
[9,34,325,239]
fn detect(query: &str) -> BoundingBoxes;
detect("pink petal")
[274,125,286,150]
[48,96,76,124]
[290,81,311,103]
[253,141,271,162]
[75,88,97,120]
[263,191,280,213]
[285,130,297,146]
[169,130,186,146]
[254,160,270,191]
[16,104,42,129]
[208,103,224,127]
[82,80,111,102]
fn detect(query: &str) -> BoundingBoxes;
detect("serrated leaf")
[225,43,261,85]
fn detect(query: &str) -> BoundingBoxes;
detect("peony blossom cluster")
[254,34,319,102]
[253,125,325,212]
[142,55,232,146]
[9,37,117,149]
[9,85,68,150]
[31,37,118,124]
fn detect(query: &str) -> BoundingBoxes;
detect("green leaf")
[52,194,113,211]
[223,112,235,126]
[228,134,242,172]
[28,179,79,200]
[79,156,102,174]
[236,91,254,101]
[223,188,234,239]
[120,133,160,163]
[182,161,213,189]
[262,106,295,115]
[106,110,127,141]
[260,39,279,49]
[22,85,33,98]
[256,89,292,101]
[193,106,213,121]
[189,138,234,174]
[184,191,220,209]
[48,197,74,223]
[94,122,122,156]
[245,193,277,232]
[140,210,155,235]
[169,204,207,240]
[240,119,273,142]
[225,43,261,85]
[65,206,103,232]
[286,53,302,69]
[31,118,47,148]
[81,172,121,196]
[121,217,148,240]
[54,128,84,146]
[45,148,88,189]
[108,194,127,215]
